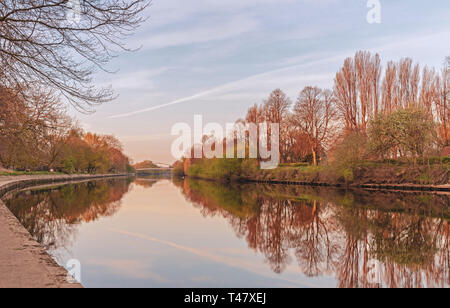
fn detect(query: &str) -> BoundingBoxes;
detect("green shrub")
[172,160,185,176]
[368,108,436,160]
[186,158,244,181]
[328,132,367,183]
[342,168,354,182]
[62,156,75,174]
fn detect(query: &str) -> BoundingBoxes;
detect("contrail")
[107,31,449,120]
[106,227,314,287]
[108,54,344,119]
[109,86,224,119]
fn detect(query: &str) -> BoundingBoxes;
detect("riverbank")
[178,159,450,192]
[0,173,133,288]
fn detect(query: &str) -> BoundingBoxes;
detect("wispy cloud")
[139,15,260,50]
[97,68,170,90]
[83,0,450,163]
[109,28,450,120]
[108,54,341,119]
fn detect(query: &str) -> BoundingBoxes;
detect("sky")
[71,0,450,164]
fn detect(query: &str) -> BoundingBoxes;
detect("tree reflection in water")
[3,178,133,253]
[3,177,449,288]
[174,178,450,288]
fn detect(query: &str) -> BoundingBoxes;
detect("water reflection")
[2,177,449,288]
[174,178,450,288]
[4,179,133,251]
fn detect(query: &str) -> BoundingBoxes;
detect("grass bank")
[0,171,65,176]
[176,158,450,189]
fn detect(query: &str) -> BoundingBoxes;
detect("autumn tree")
[0,0,149,111]
[83,133,111,173]
[133,160,159,169]
[0,85,71,170]
[0,86,29,168]
[59,131,131,174]
[59,128,92,173]
[103,135,130,173]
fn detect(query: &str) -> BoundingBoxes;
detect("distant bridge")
[136,167,173,176]
[153,162,172,168]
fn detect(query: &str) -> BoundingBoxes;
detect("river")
[2,176,449,288]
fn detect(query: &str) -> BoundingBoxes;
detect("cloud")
[146,0,300,28]
[109,27,450,120]
[108,54,341,118]
[138,15,260,50]
[134,0,335,51]
[97,68,170,90]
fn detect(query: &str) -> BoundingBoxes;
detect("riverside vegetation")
[174,52,449,187]
[0,1,150,175]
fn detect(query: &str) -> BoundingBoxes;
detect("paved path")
[0,174,130,288]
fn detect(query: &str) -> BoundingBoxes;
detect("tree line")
[241,52,449,166]
[0,1,149,173]
[0,84,132,173]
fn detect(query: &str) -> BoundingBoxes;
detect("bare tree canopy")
[292,86,336,165]
[0,0,149,111]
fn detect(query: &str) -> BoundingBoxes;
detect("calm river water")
[2,176,450,288]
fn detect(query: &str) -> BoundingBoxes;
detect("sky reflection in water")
[3,177,450,288]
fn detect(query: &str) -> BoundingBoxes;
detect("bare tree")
[292,87,336,166]
[355,51,381,132]
[334,51,381,133]
[0,0,149,111]
[263,89,291,125]
[284,117,312,163]
[420,66,437,115]
[245,103,265,124]
[355,51,371,133]
[397,58,420,108]
[263,89,292,162]
[370,53,382,116]
[381,61,399,114]
[334,57,358,131]
[434,58,450,146]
